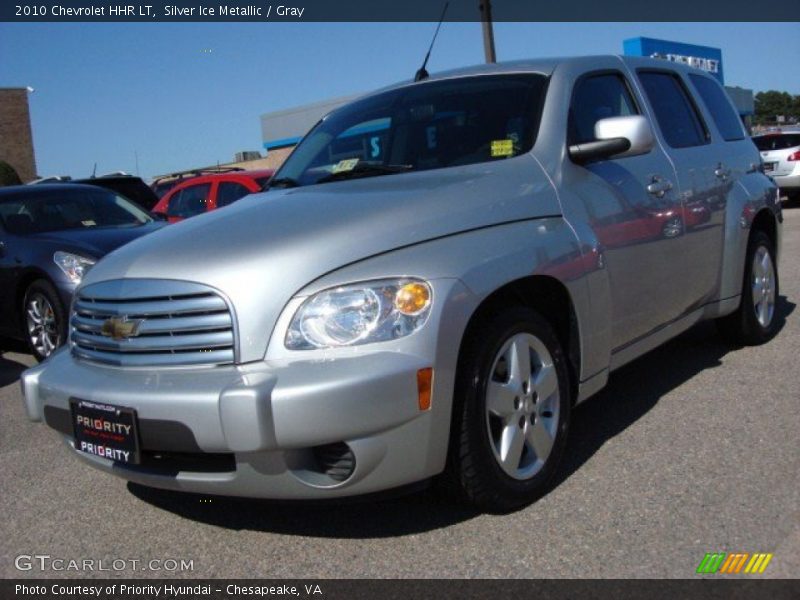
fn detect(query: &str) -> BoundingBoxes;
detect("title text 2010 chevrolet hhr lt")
[21,56,781,512]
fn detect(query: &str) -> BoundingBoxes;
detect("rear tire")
[444,306,571,513]
[717,230,779,346]
[22,279,66,362]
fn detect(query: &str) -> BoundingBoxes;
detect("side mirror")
[569,115,655,164]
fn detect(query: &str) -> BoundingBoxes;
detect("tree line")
[754,91,800,125]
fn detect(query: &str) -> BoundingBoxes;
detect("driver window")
[569,74,638,145]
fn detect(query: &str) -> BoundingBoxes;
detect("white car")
[753,130,800,200]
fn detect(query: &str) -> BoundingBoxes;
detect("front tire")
[445,306,571,513]
[717,230,779,345]
[23,279,66,362]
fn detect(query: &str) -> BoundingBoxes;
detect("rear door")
[213,180,256,211]
[633,69,724,311]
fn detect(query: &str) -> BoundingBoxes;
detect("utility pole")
[479,0,496,63]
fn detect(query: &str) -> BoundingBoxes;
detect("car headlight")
[285,278,432,350]
[53,251,95,284]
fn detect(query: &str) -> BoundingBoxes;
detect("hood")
[84,157,559,361]
[28,222,166,258]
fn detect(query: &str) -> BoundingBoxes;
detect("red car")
[152,169,274,223]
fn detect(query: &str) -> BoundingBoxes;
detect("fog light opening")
[311,442,356,483]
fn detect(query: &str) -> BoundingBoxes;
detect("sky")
[1,21,798,180]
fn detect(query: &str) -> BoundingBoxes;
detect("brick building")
[0,88,37,183]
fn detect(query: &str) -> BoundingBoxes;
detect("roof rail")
[151,166,246,185]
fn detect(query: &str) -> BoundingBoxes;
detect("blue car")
[0,183,165,360]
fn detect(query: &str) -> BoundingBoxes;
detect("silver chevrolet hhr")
[21,56,781,512]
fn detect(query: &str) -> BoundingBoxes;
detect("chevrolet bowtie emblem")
[100,317,143,341]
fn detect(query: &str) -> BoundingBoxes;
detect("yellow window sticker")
[332,158,360,173]
[490,139,514,157]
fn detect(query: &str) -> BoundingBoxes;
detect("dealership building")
[257,37,755,165]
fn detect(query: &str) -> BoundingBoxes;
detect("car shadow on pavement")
[128,295,795,537]
[0,338,30,388]
[553,293,795,489]
[128,481,480,537]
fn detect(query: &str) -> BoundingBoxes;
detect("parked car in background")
[752,130,800,200]
[151,167,244,199]
[70,174,161,212]
[151,169,274,223]
[21,57,781,513]
[30,174,161,212]
[0,184,165,360]
[151,167,259,199]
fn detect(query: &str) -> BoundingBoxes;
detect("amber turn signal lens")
[394,282,431,315]
[417,367,433,411]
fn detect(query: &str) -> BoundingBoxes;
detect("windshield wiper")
[316,163,413,184]
[266,176,300,189]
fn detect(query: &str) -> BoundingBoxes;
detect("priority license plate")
[70,399,141,464]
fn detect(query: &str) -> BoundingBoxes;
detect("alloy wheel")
[752,245,776,328]
[484,332,560,480]
[26,293,59,358]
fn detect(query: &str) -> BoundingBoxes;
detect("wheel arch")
[459,274,581,406]
[750,207,778,258]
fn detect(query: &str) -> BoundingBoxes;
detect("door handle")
[0,241,5,258]
[647,177,673,198]
[714,164,731,179]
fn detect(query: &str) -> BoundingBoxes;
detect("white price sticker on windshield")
[332,158,359,173]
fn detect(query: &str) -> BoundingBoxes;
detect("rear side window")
[569,73,638,145]
[168,183,210,218]
[216,182,252,208]
[688,74,745,141]
[638,71,709,149]
[752,134,800,151]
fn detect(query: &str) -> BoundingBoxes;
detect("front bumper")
[21,347,445,499]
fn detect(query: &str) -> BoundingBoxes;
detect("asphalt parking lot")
[1,206,798,580]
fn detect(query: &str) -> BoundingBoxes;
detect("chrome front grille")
[70,280,236,367]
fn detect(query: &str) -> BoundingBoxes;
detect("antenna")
[414,1,449,82]
[91,162,97,178]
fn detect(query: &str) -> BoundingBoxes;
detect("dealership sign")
[623,37,724,84]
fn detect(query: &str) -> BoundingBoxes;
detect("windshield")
[0,188,153,234]
[272,74,548,188]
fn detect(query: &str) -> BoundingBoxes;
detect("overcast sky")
[1,22,798,180]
